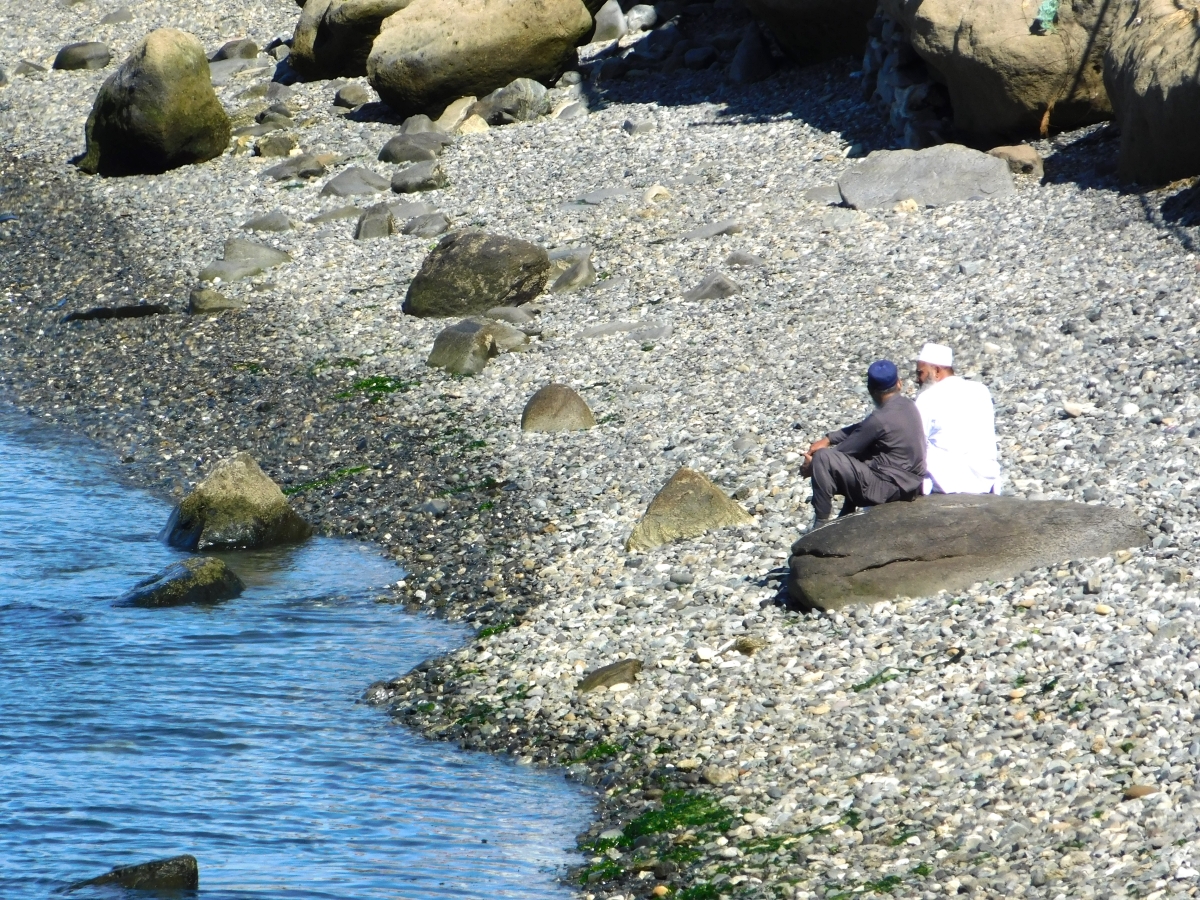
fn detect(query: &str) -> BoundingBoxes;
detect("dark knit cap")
[866,359,898,393]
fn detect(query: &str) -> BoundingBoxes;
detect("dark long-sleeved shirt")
[827,394,926,494]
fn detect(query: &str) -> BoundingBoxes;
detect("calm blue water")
[0,408,587,898]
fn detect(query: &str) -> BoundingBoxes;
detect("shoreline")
[7,5,1200,899]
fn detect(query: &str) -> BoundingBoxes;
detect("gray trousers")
[809,448,910,519]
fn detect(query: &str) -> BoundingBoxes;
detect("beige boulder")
[988,143,1044,177]
[1105,0,1200,184]
[521,383,596,432]
[163,452,312,551]
[291,0,415,80]
[367,0,592,117]
[627,467,752,551]
[740,0,877,62]
[426,319,499,375]
[884,0,1117,137]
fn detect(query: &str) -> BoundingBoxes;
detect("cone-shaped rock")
[74,29,230,176]
[627,467,751,551]
[521,384,595,432]
[163,452,311,551]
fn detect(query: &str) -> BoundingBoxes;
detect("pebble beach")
[6,0,1200,898]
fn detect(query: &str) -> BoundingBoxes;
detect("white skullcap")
[918,342,954,367]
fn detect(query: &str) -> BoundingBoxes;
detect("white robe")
[915,375,1001,494]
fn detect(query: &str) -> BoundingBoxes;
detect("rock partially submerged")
[66,854,199,892]
[403,230,550,317]
[627,467,752,551]
[788,493,1148,611]
[163,451,312,551]
[74,29,230,176]
[117,557,244,607]
[837,145,1015,210]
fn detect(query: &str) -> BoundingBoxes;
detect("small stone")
[53,41,112,70]
[334,83,372,108]
[652,887,669,898]
[579,658,643,692]
[391,160,448,193]
[457,114,490,134]
[99,7,134,24]
[682,219,744,239]
[592,0,629,42]
[1062,402,1084,418]
[198,238,291,283]
[1095,603,1113,615]
[701,766,739,786]
[14,60,48,76]
[684,272,740,301]
[434,96,476,132]
[551,248,597,293]
[553,101,588,120]
[626,4,658,31]
[308,205,361,224]
[211,38,258,61]
[241,210,293,232]
[188,287,245,314]
[684,46,717,69]
[989,144,1045,178]
[354,203,395,240]
[254,132,297,158]
[1123,785,1158,801]
[401,113,436,134]
[377,132,451,164]
[418,498,449,515]
[262,154,326,180]
[725,250,765,267]
[320,167,390,197]
[401,212,452,237]
[623,118,655,136]
[642,184,671,204]
[426,319,498,375]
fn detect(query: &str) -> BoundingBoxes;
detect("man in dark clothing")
[800,359,926,530]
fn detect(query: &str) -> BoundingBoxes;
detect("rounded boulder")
[521,384,595,432]
[403,230,549,317]
[366,0,592,117]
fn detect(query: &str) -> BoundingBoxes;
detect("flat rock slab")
[788,494,1148,611]
[578,658,642,692]
[117,556,244,607]
[837,145,1015,210]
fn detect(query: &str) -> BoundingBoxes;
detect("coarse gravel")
[6,2,1200,899]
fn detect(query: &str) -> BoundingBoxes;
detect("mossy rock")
[74,28,231,176]
[404,230,550,318]
[626,467,751,551]
[163,451,312,551]
[117,557,243,607]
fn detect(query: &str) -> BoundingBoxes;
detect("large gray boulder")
[837,144,1015,209]
[117,557,245,607]
[291,0,415,80]
[366,0,591,117]
[788,493,1148,611]
[163,452,312,551]
[1105,0,1200,184]
[403,230,550,317]
[68,856,199,892]
[740,0,876,63]
[74,29,230,176]
[627,467,752,551]
[883,0,1117,137]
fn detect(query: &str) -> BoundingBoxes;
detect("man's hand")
[801,437,830,478]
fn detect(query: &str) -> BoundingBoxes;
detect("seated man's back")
[914,343,999,494]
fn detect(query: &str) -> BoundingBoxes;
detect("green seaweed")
[477,619,516,639]
[283,465,368,496]
[336,375,420,401]
[677,885,721,900]
[577,742,622,762]
[622,791,733,844]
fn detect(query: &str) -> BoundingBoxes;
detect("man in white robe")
[914,342,1001,495]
